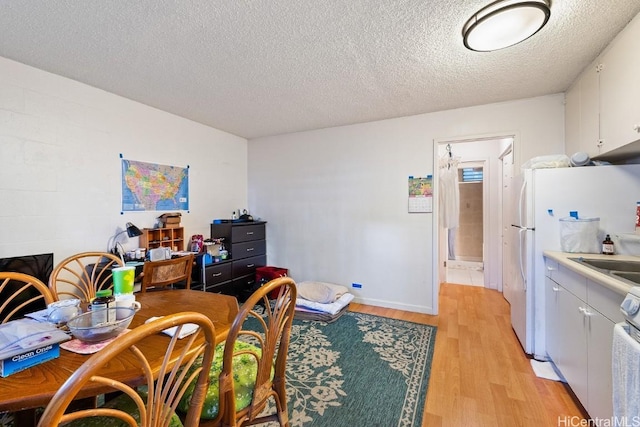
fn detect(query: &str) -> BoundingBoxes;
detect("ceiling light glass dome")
[463,0,551,52]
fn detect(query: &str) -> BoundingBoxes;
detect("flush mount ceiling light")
[463,0,551,52]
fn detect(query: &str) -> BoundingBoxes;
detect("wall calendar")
[408,175,433,213]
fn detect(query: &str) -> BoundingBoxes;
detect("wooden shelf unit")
[139,227,185,252]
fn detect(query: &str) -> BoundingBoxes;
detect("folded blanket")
[294,304,349,323]
[297,281,349,304]
[296,292,354,315]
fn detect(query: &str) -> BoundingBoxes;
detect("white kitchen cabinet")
[587,304,616,421]
[564,12,640,160]
[545,276,561,363]
[546,272,588,408]
[564,65,601,158]
[599,13,640,155]
[564,80,581,157]
[544,259,624,420]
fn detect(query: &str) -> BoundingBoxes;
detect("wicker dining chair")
[140,254,194,292]
[0,272,54,323]
[181,277,297,427]
[37,311,216,427]
[48,252,124,302]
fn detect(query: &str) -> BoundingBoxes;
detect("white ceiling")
[1,1,640,140]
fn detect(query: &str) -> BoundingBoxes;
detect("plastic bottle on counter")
[91,289,115,325]
[602,234,615,255]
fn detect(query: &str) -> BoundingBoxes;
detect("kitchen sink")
[569,257,640,286]
[570,258,640,273]
[611,271,640,285]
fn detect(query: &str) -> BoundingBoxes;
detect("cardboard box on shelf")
[158,212,181,227]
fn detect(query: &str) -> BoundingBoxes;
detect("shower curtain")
[439,152,460,260]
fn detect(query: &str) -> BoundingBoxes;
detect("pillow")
[65,387,184,427]
[178,341,272,420]
[297,281,349,303]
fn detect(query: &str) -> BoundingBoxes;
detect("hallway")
[446,260,484,287]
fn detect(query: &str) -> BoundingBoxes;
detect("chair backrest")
[217,277,297,427]
[37,312,216,427]
[140,254,194,292]
[0,272,55,323]
[49,252,124,302]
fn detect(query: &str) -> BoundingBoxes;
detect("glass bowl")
[66,307,137,342]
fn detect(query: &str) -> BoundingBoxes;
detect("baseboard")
[351,297,435,315]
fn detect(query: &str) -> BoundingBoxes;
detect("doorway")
[436,136,514,290]
[446,161,485,286]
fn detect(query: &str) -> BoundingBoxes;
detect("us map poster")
[121,158,189,212]
[408,175,433,213]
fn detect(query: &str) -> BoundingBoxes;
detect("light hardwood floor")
[349,282,587,427]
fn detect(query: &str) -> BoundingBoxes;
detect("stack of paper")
[145,316,199,339]
[0,318,71,377]
[0,318,70,360]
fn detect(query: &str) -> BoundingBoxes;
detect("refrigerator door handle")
[518,228,527,291]
[511,224,534,231]
[518,177,527,228]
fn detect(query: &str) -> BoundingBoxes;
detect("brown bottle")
[602,234,615,255]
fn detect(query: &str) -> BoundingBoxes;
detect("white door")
[507,171,533,352]
[510,224,530,349]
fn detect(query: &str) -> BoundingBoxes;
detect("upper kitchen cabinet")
[566,12,640,162]
[598,13,640,160]
[564,64,600,158]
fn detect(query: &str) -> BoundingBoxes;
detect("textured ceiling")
[1,1,640,139]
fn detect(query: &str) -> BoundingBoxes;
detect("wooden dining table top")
[0,289,240,413]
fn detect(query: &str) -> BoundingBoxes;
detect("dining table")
[0,289,240,423]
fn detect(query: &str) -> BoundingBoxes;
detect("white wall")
[0,57,248,262]
[248,94,565,314]
[0,54,566,314]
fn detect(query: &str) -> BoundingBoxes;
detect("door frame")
[433,134,516,298]
[499,142,514,293]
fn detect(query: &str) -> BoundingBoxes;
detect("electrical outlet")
[352,283,362,289]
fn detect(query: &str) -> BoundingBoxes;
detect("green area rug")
[258,311,437,427]
[0,312,436,427]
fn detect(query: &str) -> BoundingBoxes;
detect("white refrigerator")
[505,164,640,359]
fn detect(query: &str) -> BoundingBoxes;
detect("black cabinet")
[195,221,266,298]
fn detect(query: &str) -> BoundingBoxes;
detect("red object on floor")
[256,266,289,298]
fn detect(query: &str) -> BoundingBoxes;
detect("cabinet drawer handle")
[246,247,254,252]
[212,272,222,277]
[578,306,594,317]
[247,264,255,268]
[246,231,254,236]
[546,266,557,271]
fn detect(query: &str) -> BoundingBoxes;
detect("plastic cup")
[115,294,141,319]
[112,266,136,295]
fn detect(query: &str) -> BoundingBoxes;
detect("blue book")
[0,343,60,377]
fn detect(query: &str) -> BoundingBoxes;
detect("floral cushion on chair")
[65,389,183,427]
[178,341,264,420]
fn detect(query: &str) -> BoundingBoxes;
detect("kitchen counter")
[543,250,638,296]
